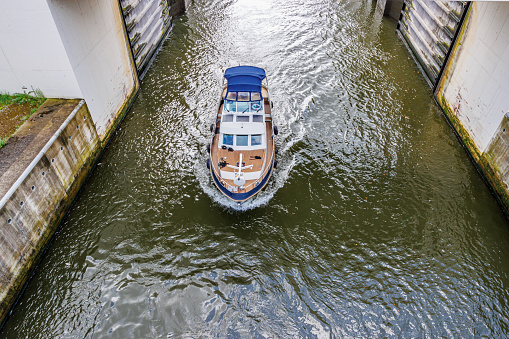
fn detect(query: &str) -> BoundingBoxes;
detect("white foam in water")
[281,118,306,154]
[195,147,296,211]
[195,84,307,211]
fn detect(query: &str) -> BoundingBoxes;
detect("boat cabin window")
[236,135,249,146]
[223,92,264,113]
[222,134,234,145]
[252,115,264,122]
[251,92,261,101]
[236,115,249,122]
[224,100,264,113]
[220,133,265,147]
[238,92,250,101]
[251,134,262,146]
[226,92,237,101]
[222,114,234,122]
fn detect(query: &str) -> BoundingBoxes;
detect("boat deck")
[217,148,265,173]
[210,97,274,195]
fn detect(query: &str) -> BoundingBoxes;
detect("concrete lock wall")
[0,0,201,141]
[393,1,509,212]
[397,0,467,86]
[120,0,172,76]
[46,0,139,142]
[0,0,139,143]
[0,100,101,323]
[0,0,83,98]
[0,0,193,324]
[435,2,509,210]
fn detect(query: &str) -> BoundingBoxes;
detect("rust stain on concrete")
[0,99,101,326]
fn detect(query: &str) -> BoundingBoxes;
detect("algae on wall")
[0,100,101,325]
[434,3,509,213]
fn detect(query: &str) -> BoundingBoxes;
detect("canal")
[3,0,509,337]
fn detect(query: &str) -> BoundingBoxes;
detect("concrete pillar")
[435,3,509,211]
[0,0,83,98]
[170,0,192,17]
[0,0,139,143]
[376,0,404,22]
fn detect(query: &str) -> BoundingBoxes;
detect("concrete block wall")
[0,0,139,143]
[436,2,509,210]
[47,0,139,141]
[0,100,101,322]
[0,0,83,98]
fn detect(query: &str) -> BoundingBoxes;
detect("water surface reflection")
[2,0,509,337]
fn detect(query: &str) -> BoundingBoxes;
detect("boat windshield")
[220,133,264,147]
[224,100,263,113]
[237,102,250,113]
[222,134,234,145]
[224,100,236,112]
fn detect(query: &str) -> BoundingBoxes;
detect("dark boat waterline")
[210,157,275,203]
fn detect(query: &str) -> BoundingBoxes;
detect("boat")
[207,66,278,203]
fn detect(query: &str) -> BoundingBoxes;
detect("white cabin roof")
[220,122,265,135]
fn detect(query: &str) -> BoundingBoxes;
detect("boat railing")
[211,68,273,197]
[211,148,273,193]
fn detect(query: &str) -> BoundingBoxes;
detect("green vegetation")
[0,93,10,111]
[0,89,45,110]
[0,89,46,149]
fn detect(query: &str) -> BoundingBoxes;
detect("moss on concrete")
[0,103,101,327]
[433,4,509,213]
[436,94,509,213]
[435,5,471,93]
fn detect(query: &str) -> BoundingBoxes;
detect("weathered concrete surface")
[436,3,509,211]
[171,0,193,17]
[0,0,83,98]
[0,99,100,324]
[47,0,139,142]
[120,0,172,74]
[398,1,467,86]
[376,0,403,22]
[0,0,139,144]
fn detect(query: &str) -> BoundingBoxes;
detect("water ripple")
[3,0,509,337]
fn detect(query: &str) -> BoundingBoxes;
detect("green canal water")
[3,0,509,337]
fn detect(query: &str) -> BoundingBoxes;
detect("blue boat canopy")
[224,66,266,100]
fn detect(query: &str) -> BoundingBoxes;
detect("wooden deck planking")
[217,149,265,173]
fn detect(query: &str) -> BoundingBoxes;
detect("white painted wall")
[439,2,509,152]
[0,0,82,97]
[0,0,137,140]
[47,0,137,139]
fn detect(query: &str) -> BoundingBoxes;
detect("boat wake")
[196,112,304,211]
[195,72,309,211]
[196,149,296,211]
